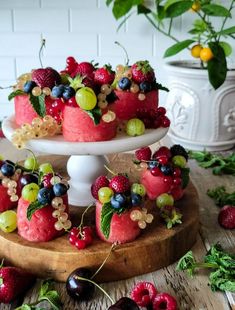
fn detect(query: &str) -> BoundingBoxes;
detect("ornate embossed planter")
[165,61,235,151]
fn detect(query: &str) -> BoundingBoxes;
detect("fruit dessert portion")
[91,171,153,244]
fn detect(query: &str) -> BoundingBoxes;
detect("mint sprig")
[181,167,190,189]
[27,200,45,220]
[29,93,46,117]
[207,186,235,207]
[85,107,102,125]
[8,89,25,101]
[101,202,114,239]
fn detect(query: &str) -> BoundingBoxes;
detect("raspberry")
[135,147,152,161]
[131,281,157,307]
[153,147,171,160]
[91,175,109,199]
[42,173,54,188]
[170,145,188,161]
[218,205,235,229]
[152,292,177,310]
[109,175,130,193]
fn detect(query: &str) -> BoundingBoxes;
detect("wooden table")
[0,138,234,310]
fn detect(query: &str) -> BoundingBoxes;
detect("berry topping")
[131,60,155,83]
[126,118,145,136]
[131,193,142,206]
[153,146,171,161]
[109,175,130,193]
[63,86,76,100]
[1,163,15,177]
[94,65,115,86]
[139,81,152,93]
[118,77,131,90]
[23,81,37,93]
[32,67,61,89]
[72,61,95,78]
[152,292,177,310]
[135,146,152,161]
[53,183,68,197]
[160,165,173,176]
[91,175,110,199]
[111,193,127,209]
[218,205,235,229]
[131,281,158,307]
[37,187,54,205]
[51,85,65,98]
[170,145,188,161]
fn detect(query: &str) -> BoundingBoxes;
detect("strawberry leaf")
[29,93,46,117]
[27,200,45,221]
[101,202,114,239]
[8,89,25,101]
[85,107,102,125]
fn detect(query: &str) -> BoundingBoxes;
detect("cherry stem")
[104,164,116,176]
[0,258,4,268]
[91,243,117,280]
[25,148,37,173]
[78,203,94,229]
[39,38,46,68]
[115,41,129,66]
[74,276,114,304]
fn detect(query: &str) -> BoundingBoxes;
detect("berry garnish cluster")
[131,281,177,310]
[11,115,60,149]
[136,106,170,129]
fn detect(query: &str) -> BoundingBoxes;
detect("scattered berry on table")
[152,292,178,310]
[218,205,235,229]
[131,281,158,307]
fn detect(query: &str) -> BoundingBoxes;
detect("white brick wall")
[0,0,234,119]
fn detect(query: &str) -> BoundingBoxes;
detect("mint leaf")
[27,200,45,220]
[39,291,62,310]
[164,40,195,57]
[29,93,46,117]
[155,82,169,92]
[101,202,114,239]
[85,107,102,125]
[181,167,190,189]
[8,89,25,101]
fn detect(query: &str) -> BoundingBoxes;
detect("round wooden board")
[0,154,199,283]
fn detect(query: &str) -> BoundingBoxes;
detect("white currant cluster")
[130,208,154,229]
[0,169,21,202]
[51,197,71,231]
[96,84,116,124]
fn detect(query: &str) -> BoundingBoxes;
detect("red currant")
[75,239,87,250]
[161,116,171,128]
[158,156,168,165]
[163,176,173,186]
[70,227,79,236]
[173,168,181,177]
[69,235,77,245]
[67,97,78,107]
[66,56,76,65]
[157,107,166,115]
[151,167,162,176]
[42,173,53,188]
[173,177,182,186]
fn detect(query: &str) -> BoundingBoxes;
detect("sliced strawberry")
[131,60,155,84]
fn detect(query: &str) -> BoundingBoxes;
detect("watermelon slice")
[62,106,118,142]
[0,185,16,212]
[96,201,141,244]
[17,195,69,242]
[14,95,38,126]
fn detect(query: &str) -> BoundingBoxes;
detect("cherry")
[66,267,95,301]
[108,297,140,309]
[19,173,38,191]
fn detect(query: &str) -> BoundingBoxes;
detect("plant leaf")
[112,0,141,19]
[217,26,235,36]
[27,200,45,220]
[8,89,25,101]
[165,1,193,18]
[207,42,227,89]
[137,4,151,14]
[101,202,114,239]
[106,0,113,6]
[201,4,231,17]
[85,107,102,125]
[29,93,46,117]
[219,41,232,57]
[164,39,195,57]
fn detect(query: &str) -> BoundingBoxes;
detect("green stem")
[79,203,94,229]
[115,41,129,66]
[25,148,37,172]
[74,276,114,304]
[193,262,219,269]
[104,165,116,176]
[168,18,173,36]
[218,0,235,42]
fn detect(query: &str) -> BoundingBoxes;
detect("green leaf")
[201,4,231,17]
[39,291,62,310]
[208,42,227,89]
[165,1,193,18]
[207,186,235,207]
[101,202,114,239]
[164,39,195,57]
[112,0,140,19]
[106,0,113,6]
[188,150,212,162]
[219,42,232,57]
[29,93,46,117]
[164,0,184,10]
[27,200,45,220]
[155,82,169,92]
[15,305,32,310]
[85,107,102,125]
[137,4,151,14]
[8,89,25,101]
[217,26,235,36]
[181,167,190,189]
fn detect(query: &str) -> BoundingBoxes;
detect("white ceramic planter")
[165,61,235,151]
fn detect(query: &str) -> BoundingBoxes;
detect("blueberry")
[63,86,76,100]
[37,187,54,205]
[51,85,65,98]
[1,163,15,177]
[23,81,37,93]
[118,77,131,90]
[131,193,142,206]
[139,81,152,93]
[160,165,173,176]
[148,160,159,170]
[53,183,68,196]
[111,193,127,209]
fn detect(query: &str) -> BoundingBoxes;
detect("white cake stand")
[3,116,168,206]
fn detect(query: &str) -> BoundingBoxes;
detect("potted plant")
[106,0,235,150]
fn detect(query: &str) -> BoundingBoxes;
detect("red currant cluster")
[136,107,170,129]
[69,226,93,250]
[46,98,64,125]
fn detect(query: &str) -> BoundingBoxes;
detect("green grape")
[0,210,17,233]
[0,155,4,161]
[75,87,97,110]
[156,193,174,209]
[24,156,39,170]
[22,183,39,203]
[98,187,114,204]
[39,163,54,175]
[172,155,186,168]
[131,183,146,197]
[126,118,145,136]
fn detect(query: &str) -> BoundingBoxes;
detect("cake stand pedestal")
[2,116,168,206]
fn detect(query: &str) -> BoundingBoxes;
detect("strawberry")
[131,281,158,307]
[94,65,115,86]
[71,62,95,78]
[131,60,155,84]
[152,292,178,310]
[135,147,152,161]
[109,175,130,193]
[32,67,61,89]
[218,205,235,229]
[91,175,109,199]
[0,266,35,303]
